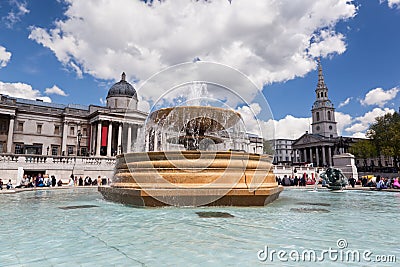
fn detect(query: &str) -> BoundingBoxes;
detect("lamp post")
[77,130,82,156]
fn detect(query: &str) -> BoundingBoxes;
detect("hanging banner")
[101,126,108,147]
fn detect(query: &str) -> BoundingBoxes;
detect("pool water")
[0,188,399,266]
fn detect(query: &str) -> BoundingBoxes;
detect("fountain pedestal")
[99,151,283,207]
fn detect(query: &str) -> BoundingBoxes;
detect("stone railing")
[0,153,116,168]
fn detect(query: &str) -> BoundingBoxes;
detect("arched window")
[316,112,320,121]
[327,111,331,120]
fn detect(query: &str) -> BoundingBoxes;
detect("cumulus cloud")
[44,85,68,96]
[0,81,51,102]
[236,102,310,139]
[344,107,395,135]
[335,111,353,135]
[337,97,352,108]
[3,0,30,28]
[384,0,400,9]
[0,46,12,68]
[28,0,357,103]
[360,87,399,107]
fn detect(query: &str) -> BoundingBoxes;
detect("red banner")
[101,126,108,147]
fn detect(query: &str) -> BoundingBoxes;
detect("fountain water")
[99,83,283,207]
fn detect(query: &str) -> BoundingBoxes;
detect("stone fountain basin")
[113,151,276,187]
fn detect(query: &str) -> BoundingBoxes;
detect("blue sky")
[0,0,399,139]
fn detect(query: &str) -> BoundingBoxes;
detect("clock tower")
[311,59,338,138]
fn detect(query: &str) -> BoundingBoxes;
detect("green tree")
[263,139,275,155]
[349,139,377,166]
[367,111,400,170]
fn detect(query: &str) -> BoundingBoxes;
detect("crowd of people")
[361,175,400,190]
[0,173,109,190]
[276,173,323,187]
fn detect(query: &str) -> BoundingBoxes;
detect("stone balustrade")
[0,153,116,183]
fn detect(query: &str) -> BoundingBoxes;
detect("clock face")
[329,125,333,130]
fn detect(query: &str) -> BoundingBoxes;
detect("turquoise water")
[0,188,399,266]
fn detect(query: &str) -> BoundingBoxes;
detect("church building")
[292,60,353,167]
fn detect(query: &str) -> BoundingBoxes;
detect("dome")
[107,72,137,99]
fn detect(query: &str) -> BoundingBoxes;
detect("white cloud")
[335,111,353,135]
[237,103,310,139]
[99,97,105,105]
[385,0,400,9]
[360,87,399,107]
[44,85,68,96]
[3,0,30,28]
[0,46,12,68]
[344,107,395,134]
[337,97,352,108]
[28,0,357,103]
[0,81,51,102]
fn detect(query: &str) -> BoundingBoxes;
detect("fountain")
[99,102,283,206]
[319,167,348,190]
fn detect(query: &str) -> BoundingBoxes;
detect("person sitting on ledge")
[376,177,387,190]
[57,179,63,186]
[393,177,400,189]
[6,179,13,190]
[0,178,3,190]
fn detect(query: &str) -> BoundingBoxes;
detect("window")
[327,111,331,120]
[17,121,24,132]
[316,112,320,121]
[15,143,23,154]
[114,99,118,107]
[82,127,87,136]
[81,147,87,156]
[37,124,42,134]
[51,145,59,156]
[316,126,320,131]
[54,125,60,135]
[0,120,7,134]
[67,145,74,155]
[70,126,75,136]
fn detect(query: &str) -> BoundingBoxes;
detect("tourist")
[68,176,74,186]
[0,178,3,190]
[293,176,299,186]
[376,177,387,190]
[78,176,83,186]
[57,179,63,186]
[16,175,27,188]
[6,179,12,190]
[97,176,101,186]
[102,176,107,185]
[393,177,400,189]
[91,178,97,186]
[51,175,57,187]
[349,177,356,188]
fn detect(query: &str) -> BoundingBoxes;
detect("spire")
[121,72,126,81]
[316,57,327,90]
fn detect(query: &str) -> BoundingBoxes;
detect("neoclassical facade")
[0,73,147,157]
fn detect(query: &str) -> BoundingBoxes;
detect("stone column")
[107,122,113,157]
[127,124,132,153]
[96,120,102,156]
[117,122,122,154]
[322,146,326,167]
[90,123,96,155]
[309,147,313,164]
[328,146,332,167]
[61,120,68,156]
[6,115,15,153]
[316,147,320,167]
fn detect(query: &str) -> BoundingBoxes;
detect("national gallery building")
[0,73,147,158]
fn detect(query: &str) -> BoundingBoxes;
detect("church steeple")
[311,58,338,138]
